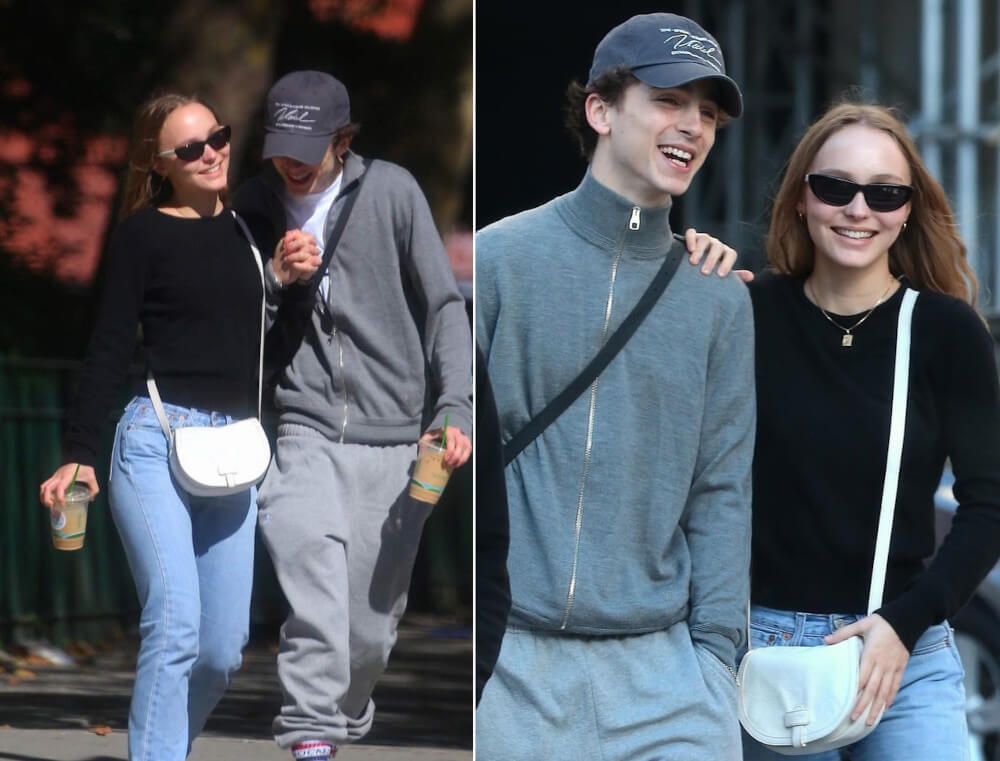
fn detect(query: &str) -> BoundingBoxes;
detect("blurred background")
[0,0,472,656]
[478,0,1000,313]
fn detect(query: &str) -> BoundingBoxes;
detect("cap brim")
[262,131,332,165]
[632,63,743,118]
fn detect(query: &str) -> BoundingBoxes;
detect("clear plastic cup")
[50,484,90,551]
[409,440,452,504]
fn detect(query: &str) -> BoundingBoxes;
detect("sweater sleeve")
[877,300,1000,650]
[233,178,287,329]
[399,170,473,437]
[474,228,499,361]
[682,283,756,667]
[62,224,145,466]
[475,343,511,703]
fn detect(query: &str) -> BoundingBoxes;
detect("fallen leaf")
[90,725,113,736]
[1,724,11,729]
[6,677,20,686]
[70,641,97,658]
[13,668,36,679]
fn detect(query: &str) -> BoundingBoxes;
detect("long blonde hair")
[767,102,978,306]
[119,93,226,220]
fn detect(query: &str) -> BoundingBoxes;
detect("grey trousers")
[258,423,429,748]
[477,620,743,761]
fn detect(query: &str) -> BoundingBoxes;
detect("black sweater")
[749,272,1000,650]
[63,207,262,466]
[475,343,510,704]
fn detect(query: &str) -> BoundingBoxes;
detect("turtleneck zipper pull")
[629,206,641,230]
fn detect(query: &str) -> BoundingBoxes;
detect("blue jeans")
[109,397,257,761]
[741,605,969,761]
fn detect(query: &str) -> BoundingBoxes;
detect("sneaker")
[291,740,337,760]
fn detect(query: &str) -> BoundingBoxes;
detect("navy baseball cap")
[263,71,351,165]
[588,13,743,118]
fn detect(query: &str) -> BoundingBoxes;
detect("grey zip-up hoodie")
[477,171,754,667]
[234,152,472,443]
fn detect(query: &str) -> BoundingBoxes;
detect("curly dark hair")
[564,66,638,160]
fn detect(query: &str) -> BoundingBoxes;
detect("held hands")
[683,228,754,283]
[422,427,471,469]
[824,613,909,726]
[273,229,322,286]
[39,463,98,509]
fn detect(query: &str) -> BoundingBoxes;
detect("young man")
[233,70,472,761]
[476,13,754,760]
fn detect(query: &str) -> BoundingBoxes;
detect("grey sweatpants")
[477,620,742,760]
[257,423,429,748]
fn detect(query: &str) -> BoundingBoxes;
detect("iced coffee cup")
[50,484,90,551]
[409,439,452,504]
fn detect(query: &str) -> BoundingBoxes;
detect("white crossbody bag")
[146,211,272,497]
[737,288,918,755]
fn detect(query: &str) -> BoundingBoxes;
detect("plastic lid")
[64,483,91,503]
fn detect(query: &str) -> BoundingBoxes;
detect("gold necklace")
[806,278,898,348]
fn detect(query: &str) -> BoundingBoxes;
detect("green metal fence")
[0,357,136,647]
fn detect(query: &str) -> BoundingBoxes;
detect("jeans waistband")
[123,396,238,429]
[750,604,865,636]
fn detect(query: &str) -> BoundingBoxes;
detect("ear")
[585,93,612,137]
[152,157,166,177]
[334,135,353,159]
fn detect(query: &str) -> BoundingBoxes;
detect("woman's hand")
[39,463,98,508]
[273,230,322,286]
[422,427,472,469]
[824,613,909,725]
[684,228,754,282]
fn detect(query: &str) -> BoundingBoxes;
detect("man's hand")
[39,463,98,508]
[683,228,755,282]
[824,614,909,725]
[273,230,322,286]
[422,427,471,469]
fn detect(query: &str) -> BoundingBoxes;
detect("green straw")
[441,413,449,447]
[67,464,81,493]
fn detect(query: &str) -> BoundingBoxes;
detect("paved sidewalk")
[0,615,471,761]
[0,730,470,760]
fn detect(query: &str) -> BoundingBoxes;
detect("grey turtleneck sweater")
[476,171,755,666]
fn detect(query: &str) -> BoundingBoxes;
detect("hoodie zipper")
[328,324,350,443]
[321,179,358,444]
[559,205,640,629]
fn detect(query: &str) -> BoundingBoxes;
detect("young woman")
[743,102,1000,760]
[38,94,304,761]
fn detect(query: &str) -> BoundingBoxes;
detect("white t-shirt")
[282,171,344,301]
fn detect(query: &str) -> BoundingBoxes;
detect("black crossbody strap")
[503,235,685,466]
[311,157,373,298]
[264,158,373,384]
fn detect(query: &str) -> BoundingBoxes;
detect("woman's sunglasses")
[805,173,913,213]
[157,125,232,162]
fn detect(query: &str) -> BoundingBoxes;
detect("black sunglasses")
[157,125,232,162]
[805,173,913,212]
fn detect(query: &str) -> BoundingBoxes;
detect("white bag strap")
[231,210,266,420]
[867,287,918,612]
[145,210,267,443]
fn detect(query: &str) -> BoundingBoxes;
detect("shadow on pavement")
[0,615,471,750]
[0,750,121,761]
